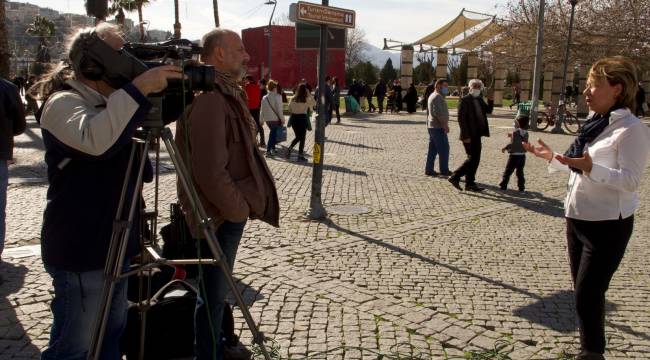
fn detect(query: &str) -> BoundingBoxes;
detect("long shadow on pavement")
[459,183,564,218]
[0,261,42,358]
[325,139,384,151]
[322,220,648,342]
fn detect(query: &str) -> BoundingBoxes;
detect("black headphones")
[72,31,105,81]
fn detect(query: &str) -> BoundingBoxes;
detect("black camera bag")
[121,280,197,359]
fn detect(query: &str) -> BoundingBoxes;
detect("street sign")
[295,1,355,29]
[295,22,346,49]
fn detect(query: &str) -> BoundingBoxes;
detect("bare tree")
[345,27,368,70]
[272,12,294,26]
[500,0,650,71]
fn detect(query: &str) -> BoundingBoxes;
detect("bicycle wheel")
[537,112,550,130]
[563,111,580,134]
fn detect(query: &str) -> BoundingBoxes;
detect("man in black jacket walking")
[448,79,494,192]
[1,77,26,260]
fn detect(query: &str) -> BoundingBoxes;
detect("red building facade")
[242,25,346,90]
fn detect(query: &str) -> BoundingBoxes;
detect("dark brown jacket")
[176,79,279,238]
[1,78,26,160]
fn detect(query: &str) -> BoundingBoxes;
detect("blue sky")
[21,0,509,48]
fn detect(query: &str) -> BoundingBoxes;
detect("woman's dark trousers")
[566,216,634,355]
[499,155,526,190]
[250,108,265,145]
[450,138,482,186]
[288,115,308,155]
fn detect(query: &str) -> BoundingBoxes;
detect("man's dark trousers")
[451,138,481,186]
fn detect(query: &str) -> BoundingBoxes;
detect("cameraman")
[176,28,279,359]
[36,23,183,359]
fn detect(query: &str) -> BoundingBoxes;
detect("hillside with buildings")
[5,1,171,74]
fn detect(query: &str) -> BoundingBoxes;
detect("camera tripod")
[87,122,272,360]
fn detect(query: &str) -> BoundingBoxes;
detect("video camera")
[74,32,215,127]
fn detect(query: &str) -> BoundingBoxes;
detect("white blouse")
[549,108,650,221]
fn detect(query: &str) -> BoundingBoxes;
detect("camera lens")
[183,65,215,91]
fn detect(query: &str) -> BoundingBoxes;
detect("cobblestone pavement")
[2,108,650,359]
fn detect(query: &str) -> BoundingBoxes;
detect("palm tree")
[173,0,181,39]
[109,0,151,41]
[26,16,55,63]
[133,0,151,41]
[212,0,220,27]
[108,0,132,29]
[0,0,10,77]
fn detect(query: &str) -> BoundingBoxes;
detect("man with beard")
[175,28,280,359]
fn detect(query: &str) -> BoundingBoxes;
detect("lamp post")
[552,0,578,134]
[264,0,277,80]
[530,0,545,131]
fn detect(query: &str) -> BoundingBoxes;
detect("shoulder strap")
[265,96,282,121]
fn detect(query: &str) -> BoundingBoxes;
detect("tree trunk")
[138,5,145,41]
[0,0,11,78]
[212,0,220,27]
[116,8,125,30]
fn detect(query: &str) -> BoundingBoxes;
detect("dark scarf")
[564,106,621,173]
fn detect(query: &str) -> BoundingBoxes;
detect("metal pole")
[307,0,329,220]
[552,0,577,133]
[530,0,545,131]
[173,0,181,39]
[267,0,277,79]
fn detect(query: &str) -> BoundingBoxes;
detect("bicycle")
[537,103,581,134]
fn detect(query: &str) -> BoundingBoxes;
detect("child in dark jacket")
[499,116,530,191]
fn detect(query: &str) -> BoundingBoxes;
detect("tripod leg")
[161,128,273,360]
[87,135,153,360]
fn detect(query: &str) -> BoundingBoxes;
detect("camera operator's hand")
[132,65,184,96]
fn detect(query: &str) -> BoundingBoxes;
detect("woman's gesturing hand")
[523,138,554,161]
[555,152,593,173]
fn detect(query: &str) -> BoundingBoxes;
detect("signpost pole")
[307,0,329,219]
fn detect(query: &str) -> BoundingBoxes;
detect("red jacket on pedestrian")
[244,82,261,110]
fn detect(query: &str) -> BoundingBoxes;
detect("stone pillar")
[543,69,553,104]
[400,45,414,89]
[435,48,448,80]
[467,52,479,80]
[493,64,506,107]
[520,64,532,102]
[577,65,589,117]
[551,65,564,109]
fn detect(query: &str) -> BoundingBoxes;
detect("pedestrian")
[525,57,650,360]
[424,79,450,177]
[25,76,39,115]
[36,23,183,359]
[245,75,265,147]
[404,83,418,113]
[176,28,279,359]
[422,80,435,113]
[364,81,376,113]
[393,80,403,113]
[565,85,574,107]
[499,115,529,191]
[314,76,334,125]
[448,79,494,192]
[386,84,395,114]
[331,77,342,123]
[635,82,646,117]
[286,84,316,162]
[1,77,27,261]
[374,78,387,114]
[260,79,284,157]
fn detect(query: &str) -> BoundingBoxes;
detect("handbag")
[276,125,287,143]
[160,203,199,278]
